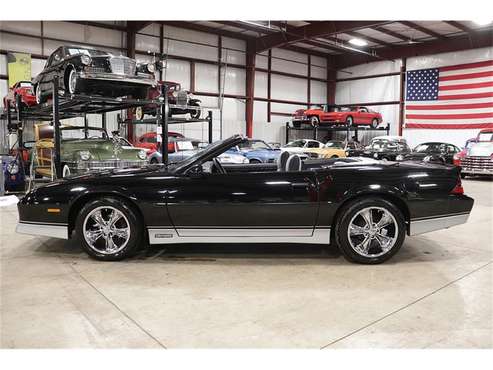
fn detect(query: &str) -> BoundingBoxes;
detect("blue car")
[227,139,281,163]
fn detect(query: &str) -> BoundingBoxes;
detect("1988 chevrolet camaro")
[16,135,474,264]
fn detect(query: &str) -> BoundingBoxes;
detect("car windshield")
[477,132,493,142]
[239,140,271,150]
[414,143,444,153]
[370,140,399,150]
[324,141,344,149]
[61,128,108,140]
[170,136,241,173]
[19,82,32,88]
[285,140,305,148]
[330,106,352,112]
[66,48,109,57]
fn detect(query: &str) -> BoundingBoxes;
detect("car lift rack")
[284,122,391,144]
[2,77,213,180]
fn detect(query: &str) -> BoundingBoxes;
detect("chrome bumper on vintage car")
[292,116,308,122]
[72,160,148,172]
[78,71,155,86]
[461,156,493,175]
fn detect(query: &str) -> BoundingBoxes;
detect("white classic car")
[461,141,493,177]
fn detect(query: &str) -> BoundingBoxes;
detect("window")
[307,141,320,148]
[325,141,344,149]
[285,140,305,148]
[477,132,493,142]
[144,136,157,143]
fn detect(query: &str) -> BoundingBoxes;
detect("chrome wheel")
[347,206,398,258]
[68,69,77,94]
[83,206,131,255]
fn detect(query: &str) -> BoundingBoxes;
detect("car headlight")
[7,161,19,175]
[80,55,92,66]
[138,150,146,160]
[373,153,379,159]
[79,151,91,161]
[396,154,404,161]
[345,151,349,156]
[146,63,155,73]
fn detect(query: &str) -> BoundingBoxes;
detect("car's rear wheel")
[75,198,143,261]
[67,68,78,95]
[346,116,354,127]
[371,118,379,128]
[334,197,406,264]
[310,116,320,127]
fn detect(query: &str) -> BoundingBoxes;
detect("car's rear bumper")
[409,194,474,235]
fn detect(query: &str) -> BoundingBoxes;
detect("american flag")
[405,60,493,129]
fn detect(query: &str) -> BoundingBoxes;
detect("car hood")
[62,139,144,160]
[468,142,493,156]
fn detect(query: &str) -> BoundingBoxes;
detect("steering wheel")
[212,157,226,174]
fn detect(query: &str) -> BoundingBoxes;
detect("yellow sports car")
[303,140,363,159]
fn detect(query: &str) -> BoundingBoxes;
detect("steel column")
[52,76,62,179]
[245,40,256,138]
[160,83,169,164]
[399,58,407,136]
[208,110,213,144]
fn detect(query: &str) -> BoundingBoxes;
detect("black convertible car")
[362,136,411,161]
[16,135,473,264]
[33,46,156,104]
[396,142,461,164]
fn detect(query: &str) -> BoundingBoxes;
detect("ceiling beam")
[444,21,474,33]
[373,26,408,41]
[127,21,153,33]
[213,21,275,35]
[68,21,127,32]
[255,21,390,52]
[336,31,493,68]
[399,21,447,40]
[160,21,253,40]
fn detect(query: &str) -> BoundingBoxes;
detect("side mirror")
[186,165,205,178]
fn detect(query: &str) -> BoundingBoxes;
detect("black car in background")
[396,142,461,164]
[361,136,411,161]
[33,46,156,104]
[16,135,473,265]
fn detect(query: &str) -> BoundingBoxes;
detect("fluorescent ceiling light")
[473,20,492,26]
[348,38,368,47]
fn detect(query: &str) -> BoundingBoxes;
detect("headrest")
[286,154,302,172]
[277,150,290,171]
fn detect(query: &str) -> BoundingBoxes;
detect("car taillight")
[450,175,464,195]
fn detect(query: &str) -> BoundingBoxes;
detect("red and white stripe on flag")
[405,60,493,129]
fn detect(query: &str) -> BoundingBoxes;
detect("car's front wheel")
[35,84,44,104]
[334,197,406,264]
[75,197,143,261]
[371,118,379,128]
[310,116,320,127]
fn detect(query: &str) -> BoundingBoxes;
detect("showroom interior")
[0,20,492,349]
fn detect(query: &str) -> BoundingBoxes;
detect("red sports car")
[133,131,185,154]
[292,105,383,128]
[3,80,36,111]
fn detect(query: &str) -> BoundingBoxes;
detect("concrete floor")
[1,179,492,348]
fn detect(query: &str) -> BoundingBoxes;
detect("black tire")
[249,158,261,164]
[330,155,339,159]
[346,116,354,127]
[371,118,379,128]
[75,197,143,261]
[65,67,77,95]
[334,197,406,264]
[190,103,201,119]
[310,116,320,127]
[35,84,44,104]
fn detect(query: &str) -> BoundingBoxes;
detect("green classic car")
[32,124,148,178]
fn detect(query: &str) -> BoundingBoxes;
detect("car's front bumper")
[78,71,155,86]
[71,159,148,172]
[16,221,68,239]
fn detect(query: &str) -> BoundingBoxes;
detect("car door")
[356,107,370,124]
[165,168,319,237]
